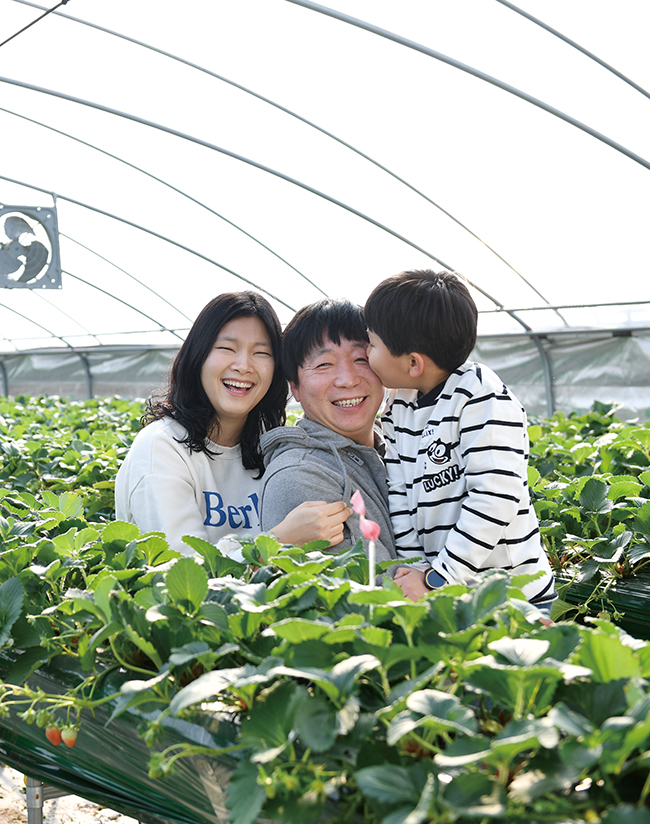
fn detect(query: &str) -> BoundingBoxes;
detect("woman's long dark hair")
[143,291,288,476]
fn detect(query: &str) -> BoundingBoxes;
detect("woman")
[115,291,351,554]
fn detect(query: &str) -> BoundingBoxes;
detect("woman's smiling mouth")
[223,379,254,394]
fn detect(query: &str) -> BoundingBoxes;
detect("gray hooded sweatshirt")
[259,417,397,564]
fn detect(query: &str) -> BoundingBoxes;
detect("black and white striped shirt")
[382,361,556,606]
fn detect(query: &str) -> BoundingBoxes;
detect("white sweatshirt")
[382,361,556,606]
[115,418,262,554]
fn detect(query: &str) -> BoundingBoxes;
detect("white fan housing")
[0,205,61,289]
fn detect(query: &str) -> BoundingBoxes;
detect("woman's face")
[200,315,275,444]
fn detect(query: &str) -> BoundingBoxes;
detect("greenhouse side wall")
[0,347,176,402]
[2,330,650,421]
[473,330,650,421]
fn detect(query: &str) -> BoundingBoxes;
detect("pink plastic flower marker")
[351,490,365,517]
[351,490,380,587]
[359,517,381,542]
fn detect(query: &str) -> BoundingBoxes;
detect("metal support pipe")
[24,775,85,824]
[0,171,534,335]
[0,105,324,298]
[285,0,650,173]
[24,776,69,824]
[0,359,7,396]
[494,0,650,101]
[530,334,555,417]
[77,352,93,399]
[3,4,554,313]
[0,171,296,314]
[24,775,44,824]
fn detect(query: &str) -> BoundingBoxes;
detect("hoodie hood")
[259,416,397,562]
[261,416,373,468]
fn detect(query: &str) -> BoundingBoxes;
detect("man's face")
[291,337,384,446]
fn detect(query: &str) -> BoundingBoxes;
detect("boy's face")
[366,330,411,389]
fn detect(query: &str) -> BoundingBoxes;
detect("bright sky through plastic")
[0,0,648,351]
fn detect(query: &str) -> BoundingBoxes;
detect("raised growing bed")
[3,540,650,823]
[555,570,650,641]
[0,651,239,824]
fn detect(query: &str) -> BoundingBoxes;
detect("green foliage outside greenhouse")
[1,395,650,823]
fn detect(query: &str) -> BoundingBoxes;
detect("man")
[259,298,397,564]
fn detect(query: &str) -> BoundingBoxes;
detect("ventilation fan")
[0,204,61,289]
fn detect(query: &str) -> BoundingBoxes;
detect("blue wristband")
[424,568,447,590]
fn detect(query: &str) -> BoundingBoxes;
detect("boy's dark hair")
[364,270,478,372]
[281,298,368,385]
[143,291,288,476]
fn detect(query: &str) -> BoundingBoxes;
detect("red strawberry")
[45,726,61,746]
[61,727,78,748]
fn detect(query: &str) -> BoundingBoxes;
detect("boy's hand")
[394,568,430,601]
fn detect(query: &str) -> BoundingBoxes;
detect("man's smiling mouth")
[332,397,365,408]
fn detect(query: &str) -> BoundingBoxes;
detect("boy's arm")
[429,389,532,586]
[382,398,427,566]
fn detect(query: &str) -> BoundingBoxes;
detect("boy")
[364,269,556,609]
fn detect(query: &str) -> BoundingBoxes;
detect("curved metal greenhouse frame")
[1,0,649,418]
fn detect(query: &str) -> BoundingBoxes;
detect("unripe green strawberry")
[36,709,52,728]
[61,726,78,748]
[45,726,61,746]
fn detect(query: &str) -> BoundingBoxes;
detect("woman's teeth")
[224,380,252,390]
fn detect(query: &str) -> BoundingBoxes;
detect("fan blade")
[0,243,23,275]
[4,216,34,240]
[18,240,49,282]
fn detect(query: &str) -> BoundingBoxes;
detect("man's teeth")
[333,397,364,407]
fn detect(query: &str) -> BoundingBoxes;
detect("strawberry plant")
[0,510,650,823]
[1,395,650,822]
[527,402,650,628]
[0,395,142,521]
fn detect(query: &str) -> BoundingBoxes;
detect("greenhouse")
[1,0,649,417]
[2,2,650,823]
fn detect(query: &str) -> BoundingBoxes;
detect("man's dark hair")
[364,270,478,372]
[281,298,368,385]
[143,291,288,475]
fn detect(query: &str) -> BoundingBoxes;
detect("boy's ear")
[408,353,426,378]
